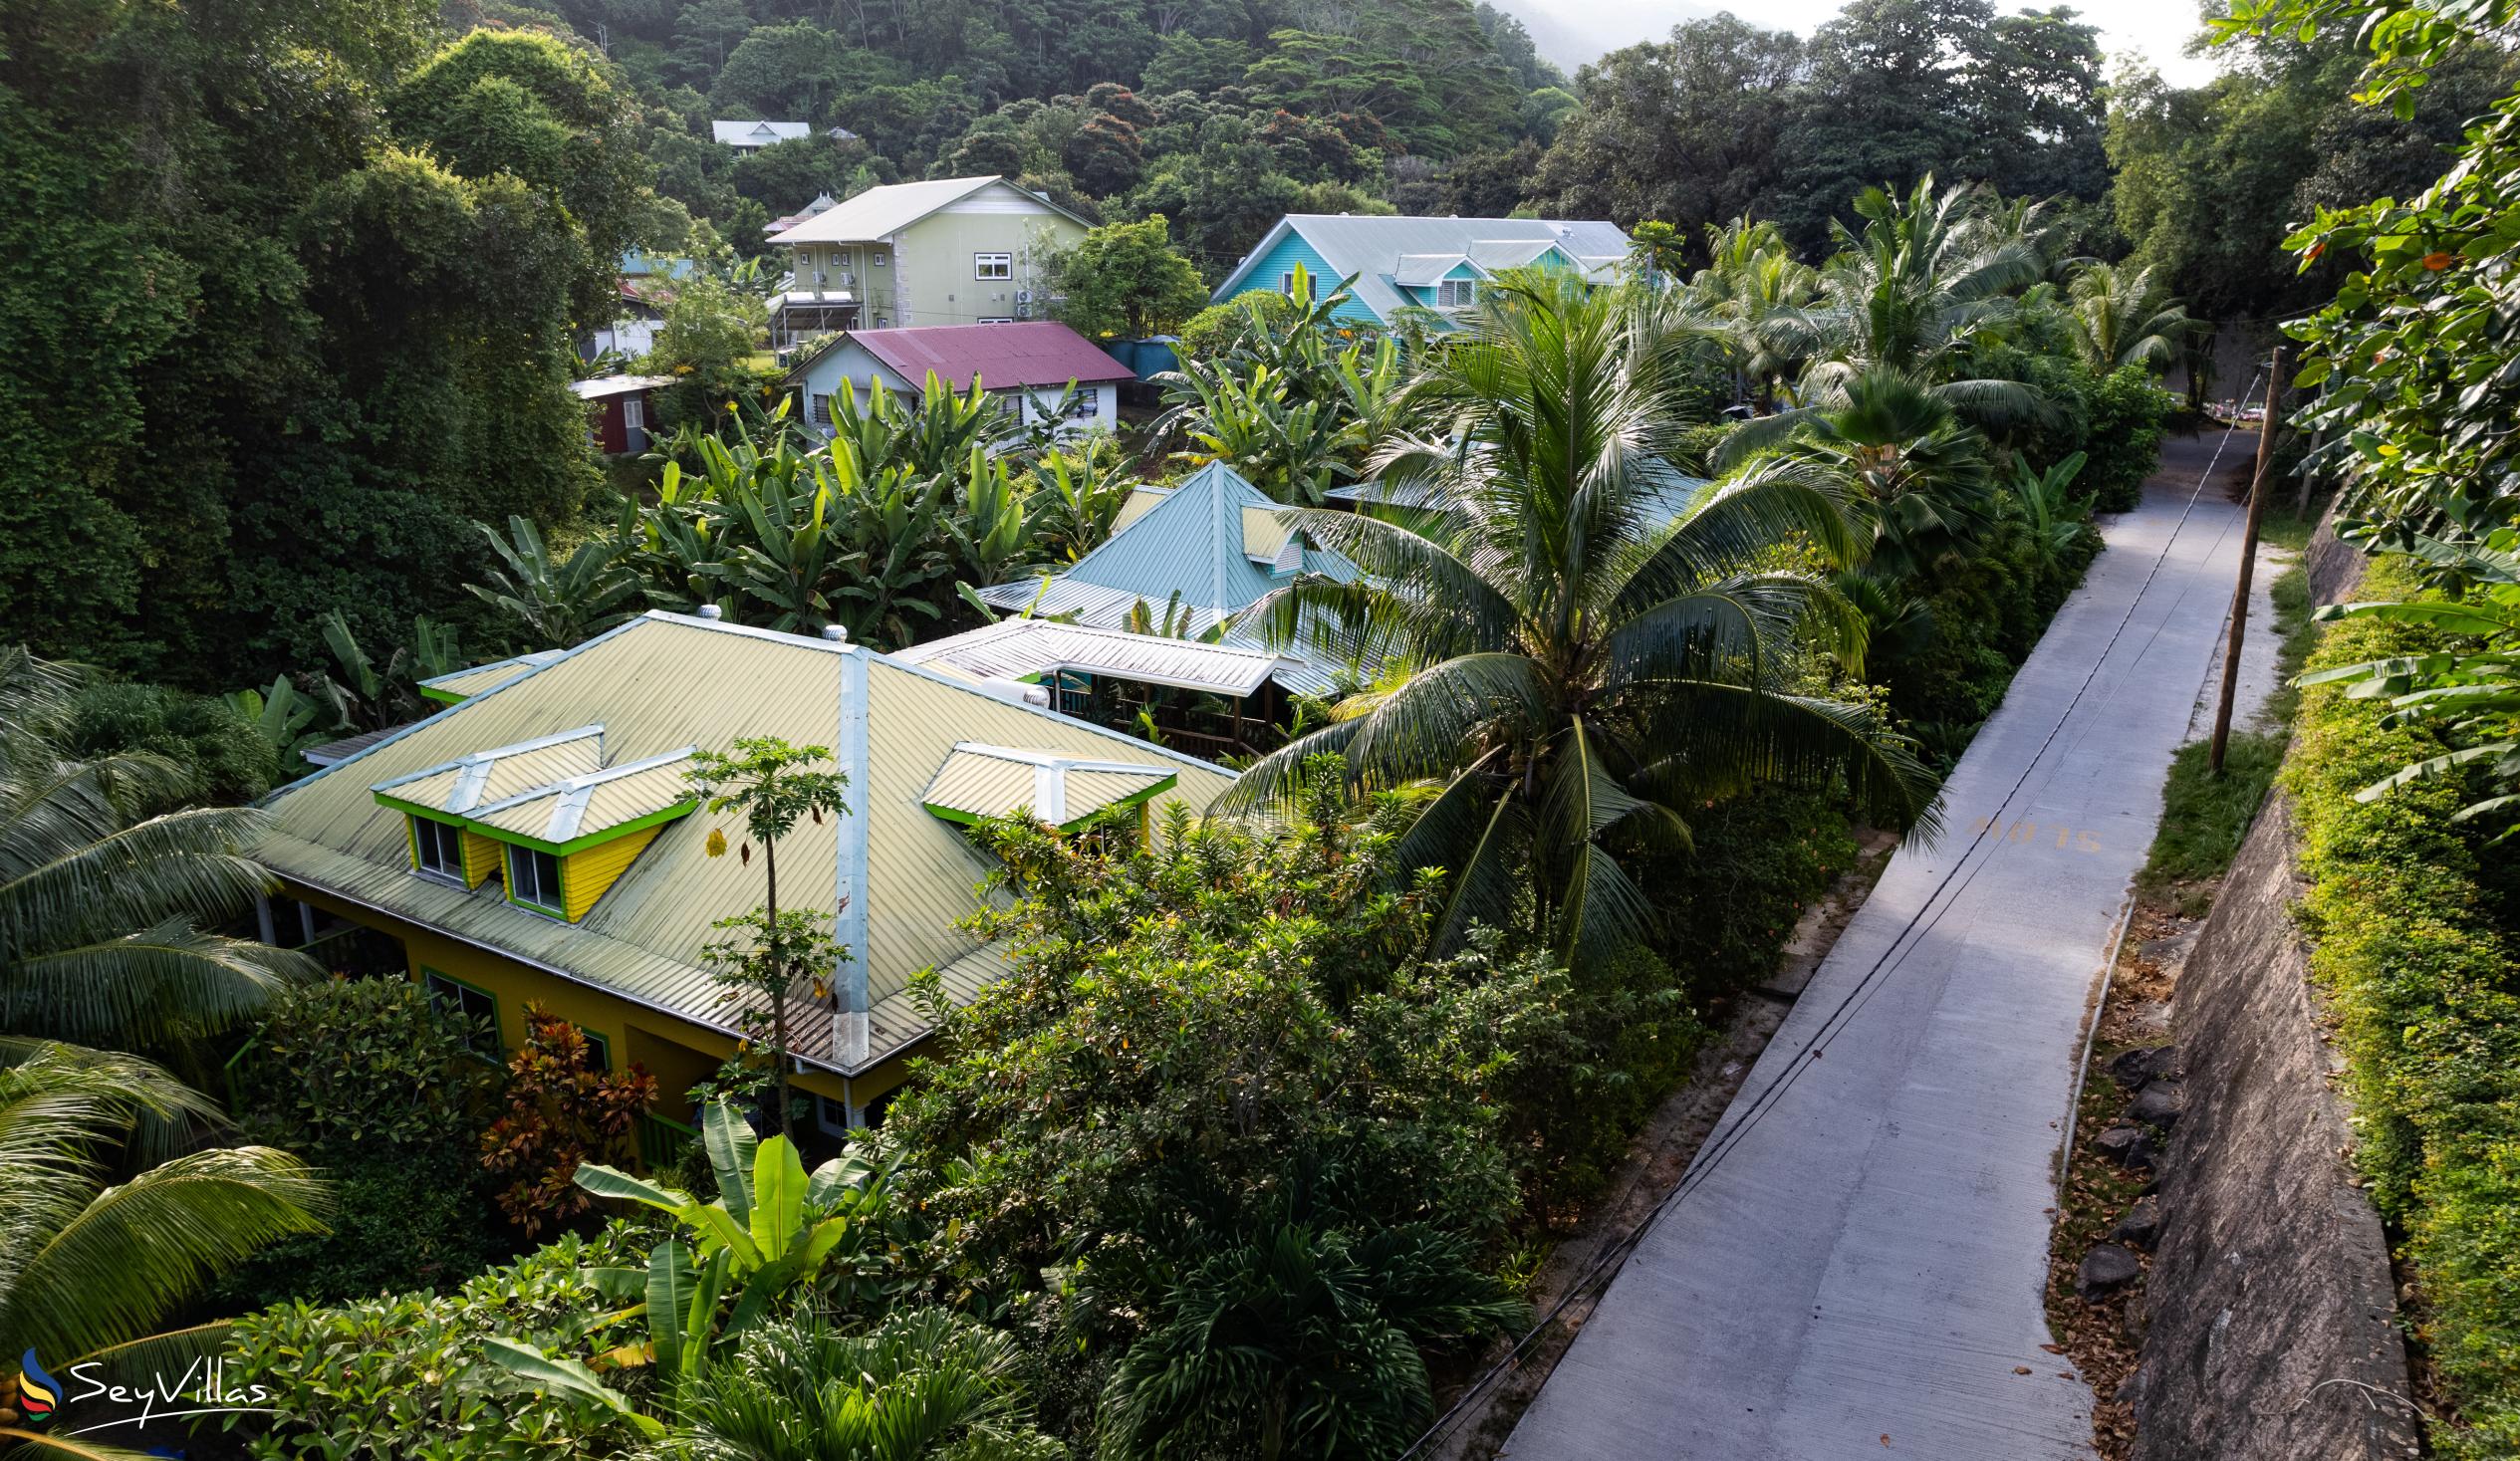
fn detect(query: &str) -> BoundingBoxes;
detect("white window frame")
[1280,272,1298,296]
[872,250,888,267]
[1064,385,1100,420]
[974,252,1013,281]
[1437,279,1475,308]
[410,816,464,881]
[507,844,565,916]
[977,317,1014,325]
[621,394,644,432]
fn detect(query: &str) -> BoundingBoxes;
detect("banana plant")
[1024,439,1135,564]
[486,1103,885,1415]
[223,675,329,771]
[942,446,1032,590]
[467,514,640,650]
[2006,450,2094,561]
[720,468,839,633]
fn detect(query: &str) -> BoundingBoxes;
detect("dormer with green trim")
[466,749,701,921]
[920,742,1176,835]
[371,727,605,887]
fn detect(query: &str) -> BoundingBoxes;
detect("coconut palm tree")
[1235,272,1939,961]
[0,1040,328,1449]
[669,1309,1055,1461]
[1689,216,1819,411]
[2064,261,2192,374]
[1776,367,1998,583]
[1733,176,2048,459]
[0,655,316,1050]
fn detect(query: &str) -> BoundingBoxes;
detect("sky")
[1513,1,2229,88]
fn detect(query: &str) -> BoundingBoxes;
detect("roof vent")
[696,604,723,620]
[821,623,850,642]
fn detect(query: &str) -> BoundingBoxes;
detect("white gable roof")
[713,120,811,146]
[768,176,1086,245]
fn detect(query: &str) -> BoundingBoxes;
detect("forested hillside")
[3,0,2505,695]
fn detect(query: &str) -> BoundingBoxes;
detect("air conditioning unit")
[813,271,828,284]
[1015,289,1033,304]
[834,272,854,287]
[1014,303,1032,320]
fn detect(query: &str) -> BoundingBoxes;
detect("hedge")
[2285,555,2520,1457]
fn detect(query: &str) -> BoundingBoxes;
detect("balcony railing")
[636,1109,699,1172]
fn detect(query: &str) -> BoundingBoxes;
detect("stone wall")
[2130,523,2418,1460]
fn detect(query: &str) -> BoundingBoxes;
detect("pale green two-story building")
[766,175,1092,349]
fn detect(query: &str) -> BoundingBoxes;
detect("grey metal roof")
[302,724,411,768]
[1215,215,1634,321]
[895,618,1293,697]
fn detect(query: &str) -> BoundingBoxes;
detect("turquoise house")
[1209,215,1634,326]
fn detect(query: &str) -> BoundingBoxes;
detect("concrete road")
[1502,433,2258,1461]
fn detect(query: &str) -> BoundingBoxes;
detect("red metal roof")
[848,322,1134,393]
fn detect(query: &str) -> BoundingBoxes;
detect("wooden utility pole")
[2210,350,2284,773]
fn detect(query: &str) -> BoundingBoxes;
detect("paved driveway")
[1503,434,2255,1461]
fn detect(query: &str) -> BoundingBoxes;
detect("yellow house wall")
[286,880,919,1120]
[460,831,502,888]
[562,826,662,922]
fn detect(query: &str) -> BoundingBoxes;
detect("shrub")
[227,1226,654,1461]
[220,977,513,1306]
[2286,555,2520,1457]
[2081,365,2168,513]
[231,976,503,1157]
[481,1003,655,1237]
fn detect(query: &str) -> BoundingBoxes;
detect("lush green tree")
[1531,17,1807,243]
[1242,275,1937,960]
[220,976,510,1306]
[61,681,277,808]
[730,133,855,209]
[0,1042,328,1406]
[710,22,854,121]
[467,515,641,653]
[1043,216,1209,339]
[390,29,648,325]
[1775,367,1997,583]
[1768,0,2105,251]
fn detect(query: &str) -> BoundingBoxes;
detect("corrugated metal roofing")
[894,619,1289,697]
[421,649,571,699]
[373,727,605,815]
[846,322,1133,393]
[920,742,1171,824]
[1214,215,1634,322]
[469,750,698,844]
[258,612,1236,1074]
[999,461,1350,610]
[569,375,675,399]
[767,176,1086,245]
[304,724,410,768]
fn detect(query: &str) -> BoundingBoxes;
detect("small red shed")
[572,374,674,455]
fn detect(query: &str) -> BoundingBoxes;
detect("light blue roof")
[990,462,1353,615]
[1213,215,1633,323]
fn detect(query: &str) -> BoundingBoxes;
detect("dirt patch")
[1427,829,1899,1461]
[2045,899,2196,1459]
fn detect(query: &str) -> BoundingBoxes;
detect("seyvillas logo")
[16,1348,60,1423]
[11,1350,273,1438]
